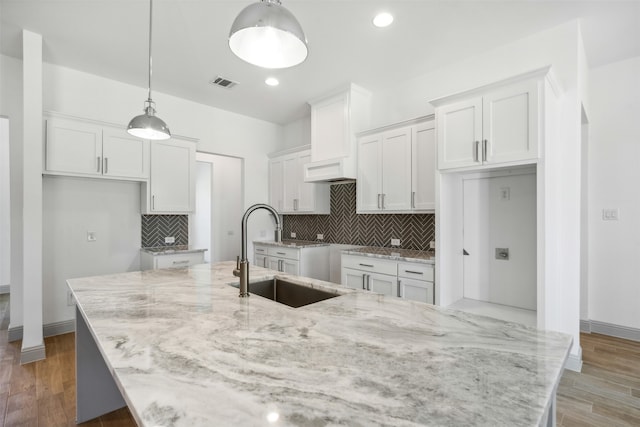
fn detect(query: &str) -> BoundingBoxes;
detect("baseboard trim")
[587,320,640,342]
[20,343,46,364]
[580,319,591,333]
[0,284,9,294]
[564,346,583,372]
[7,319,76,342]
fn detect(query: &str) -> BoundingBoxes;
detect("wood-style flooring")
[1,292,639,426]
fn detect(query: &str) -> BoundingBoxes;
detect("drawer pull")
[404,270,424,275]
[359,263,374,268]
[172,260,190,265]
[276,252,286,255]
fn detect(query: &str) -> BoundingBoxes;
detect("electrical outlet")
[291,232,297,238]
[165,236,175,244]
[67,290,75,306]
[430,241,436,249]
[602,208,619,221]
[87,231,96,242]
[391,238,400,246]
[317,234,324,240]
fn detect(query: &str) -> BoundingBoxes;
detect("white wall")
[588,55,640,329]
[2,52,284,330]
[283,116,311,150]
[0,117,10,291]
[193,161,212,263]
[43,176,142,324]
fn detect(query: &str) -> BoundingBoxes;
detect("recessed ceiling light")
[265,77,279,87]
[373,12,393,28]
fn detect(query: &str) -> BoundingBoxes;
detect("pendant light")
[229,0,308,69]
[127,0,171,140]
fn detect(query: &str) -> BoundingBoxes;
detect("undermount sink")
[230,278,338,308]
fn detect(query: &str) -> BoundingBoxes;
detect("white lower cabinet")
[341,254,435,304]
[140,251,205,270]
[253,243,329,281]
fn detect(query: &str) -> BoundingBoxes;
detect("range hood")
[303,83,371,183]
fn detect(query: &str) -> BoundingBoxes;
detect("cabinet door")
[400,278,434,304]
[368,272,396,296]
[269,158,284,212]
[412,122,436,211]
[357,133,382,212]
[437,97,482,170]
[45,118,102,176]
[282,154,299,212]
[311,92,349,162]
[102,127,149,179]
[483,80,539,164]
[342,268,366,290]
[381,127,412,211]
[282,259,300,275]
[150,140,195,213]
[254,254,268,268]
[268,257,280,271]
[296,152,316,212]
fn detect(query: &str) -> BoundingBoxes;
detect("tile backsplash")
[141,215,188,248]
[283,183,434,251]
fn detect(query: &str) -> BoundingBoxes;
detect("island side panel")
[75,305,127,423]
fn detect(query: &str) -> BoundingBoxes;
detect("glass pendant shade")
[127,102,171,140]
[229,0,308,69]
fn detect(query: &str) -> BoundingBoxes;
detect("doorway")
[461,167,537,314]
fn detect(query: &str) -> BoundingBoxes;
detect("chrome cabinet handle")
[104,157,108,174]
[263,257,267,268]
[382,194,385,210]
[366,274,371,291]
[293,199,298,211]
[475,141,480,162]
[397,280,401,297]
[362,274,366,290]
[152,195,155,210]
[412,191,416,209]
[483,139,488,162]
[276,252,286,255]
[377,194,381,209]
[403,270,424,275]
[172,260,189,265]
[97,156,101,172]
[359,263,374,268]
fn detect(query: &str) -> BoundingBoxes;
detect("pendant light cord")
[147,0,153,104]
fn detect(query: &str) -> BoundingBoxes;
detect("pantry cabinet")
[357,117,434,213]
[269,147,330,214]
[45,116,149,180]
[435,79,539,170]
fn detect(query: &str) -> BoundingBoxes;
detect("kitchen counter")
[342,246,436,264]
[254,239,330,248]
[141,246,208,255]
[68,261,571,426]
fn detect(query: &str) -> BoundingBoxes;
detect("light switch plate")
[391,238,400,246]
[602,208,619,221]
[291,232,297,238]
[165,236,175,244]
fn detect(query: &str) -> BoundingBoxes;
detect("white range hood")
[303,84,371,183]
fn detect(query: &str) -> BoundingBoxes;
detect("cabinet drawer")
[267,247,299,260]
[155,252,204,269]
[254,245,268,255]
[398,263,434,281]
[341,255,397,276]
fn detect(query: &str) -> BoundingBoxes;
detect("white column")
[0,117,10,292]
[21,30,45,363]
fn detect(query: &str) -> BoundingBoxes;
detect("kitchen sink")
[230,278,339,308]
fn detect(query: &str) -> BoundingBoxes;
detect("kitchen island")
[68,261,571,426]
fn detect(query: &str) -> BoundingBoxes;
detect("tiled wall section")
[141,215,189,247]
[283,183,435,251]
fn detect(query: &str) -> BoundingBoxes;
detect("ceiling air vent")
[209,76,238,89]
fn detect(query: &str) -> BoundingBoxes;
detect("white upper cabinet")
[269,147,330,214]
[357,118,434,213]
[412,122,436,211]
[45,116,149,180]
[142,138,196,214]
[434,78,540,170]
[303,84,371,182]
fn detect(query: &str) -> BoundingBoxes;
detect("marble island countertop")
[254,239,330,248]
[343,246,436,264]
[68,261,571,426]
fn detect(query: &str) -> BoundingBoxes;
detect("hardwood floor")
[1,292,639,426]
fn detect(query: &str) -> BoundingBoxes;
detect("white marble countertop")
[141,246,208,255]
[68,261,571,426]
[254,239,330,248]
[343,246,436,264]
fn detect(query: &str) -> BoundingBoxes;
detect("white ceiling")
[1,0,639,125]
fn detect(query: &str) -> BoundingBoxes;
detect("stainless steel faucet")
[233,203,282,297]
